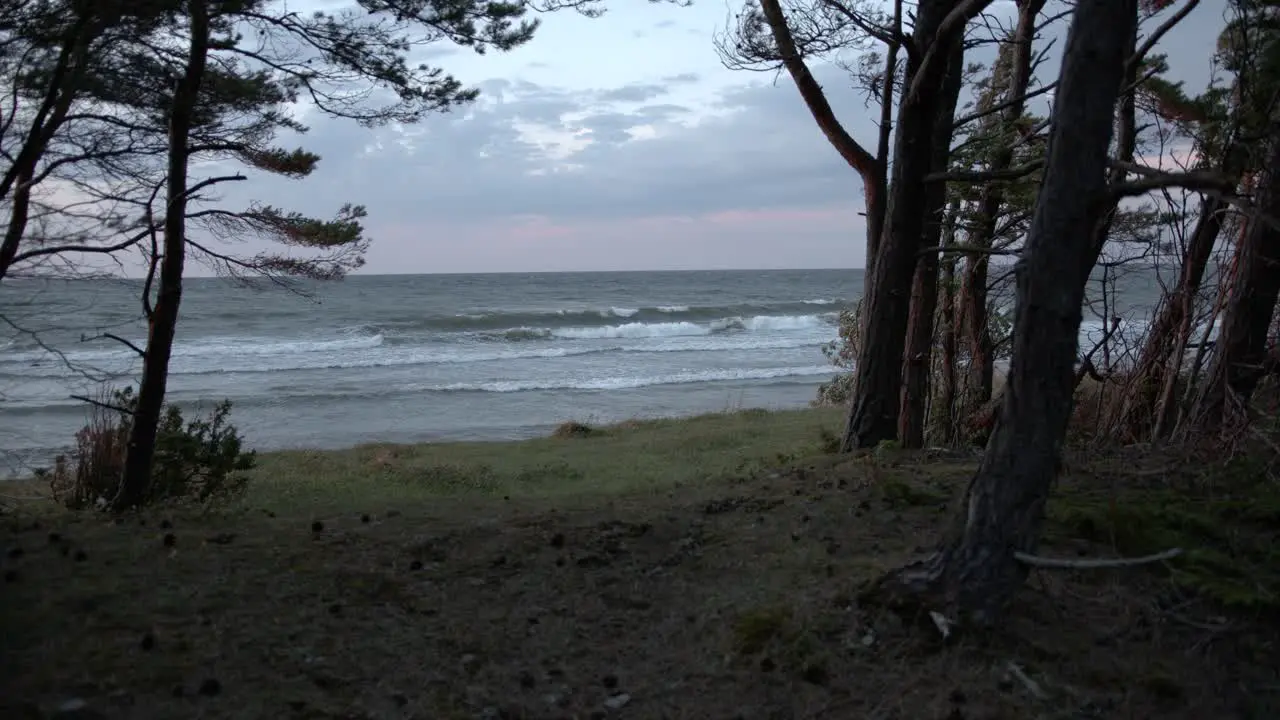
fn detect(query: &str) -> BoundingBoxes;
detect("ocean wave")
[362,300,852,335]
[0,332,833,380]
[495,313,836,342]
[0,330,385,367]
[427,365,835,393]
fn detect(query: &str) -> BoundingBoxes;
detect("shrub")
[814,304,862,407]
[49,387,256,510]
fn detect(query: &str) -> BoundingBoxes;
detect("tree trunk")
[0,13,93,282]
[842,0,983,451]
[115,0,210,512]
[1186,135,1280,433]
[935,201,961,445]
[870,0,1137,625]
[899,42,966,449]
[956,0,1045,419]
[757,0,886,264]
[1111,193,1228,440]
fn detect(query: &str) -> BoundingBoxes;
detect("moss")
[1046,474,1280,610]
[732,607,792,655]
[879,478,949,509]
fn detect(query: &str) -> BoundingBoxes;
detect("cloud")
[215,63,880,273]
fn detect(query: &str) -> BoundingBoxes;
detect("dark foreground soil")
[2,451,1278,719]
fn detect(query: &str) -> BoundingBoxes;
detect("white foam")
[727,314,831,332]
[657,305,690,313]
[551,321,713,340]
[431,365,835,393]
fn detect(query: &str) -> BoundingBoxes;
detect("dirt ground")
[2,450,1277,719]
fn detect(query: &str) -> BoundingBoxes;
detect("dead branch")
[928,159,1044,183]
[70,394,133,415]
[1128,0,1201,74]
[951,81,1058,130]
[917,245,1019,258]
[1110,170,1236,199]
[1005,662,1048,700]
[816,0,912,53]
[1014,547,1183,569]
[98,332,146,357]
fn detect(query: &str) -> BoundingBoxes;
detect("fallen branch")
[1006,661,1047,700]
[1014,547,1183,569]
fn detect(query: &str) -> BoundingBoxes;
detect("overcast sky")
[203,0,1228,275]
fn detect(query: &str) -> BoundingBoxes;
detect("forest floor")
[2,408,1278,720]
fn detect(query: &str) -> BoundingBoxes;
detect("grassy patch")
[246,407,845,514]
[1046,452,1280,611]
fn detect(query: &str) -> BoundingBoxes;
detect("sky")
[199,0,1228,276]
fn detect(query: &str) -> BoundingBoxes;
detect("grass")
[248,407,845,513]
[2,407,1278,719]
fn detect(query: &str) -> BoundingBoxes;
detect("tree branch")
[907,0,996,103]
[1110,169,1236,199]
[10,227,150,265]
[917,245,1020,258]
[71,394,133,415]
[1128,0,1201,73]
[757,0,878,175]
[928,159,1044,183]
[952,81,1057,130]
[100,332,146,357]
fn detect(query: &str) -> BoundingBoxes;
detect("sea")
[0,268,1167,474]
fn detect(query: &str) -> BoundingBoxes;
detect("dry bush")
[552,421,595,439]
[49,391,129,510]
[49,387,256,510]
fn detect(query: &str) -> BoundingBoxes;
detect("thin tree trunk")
[0,13,93,282]
[936,201,961,444]
[1186,137,1280,433]
[955,0,1045,420]
[899,41,966,449]
[842,0,984,451]
[870,0,1137,625]
[865,0,903,271]
[1113,193,1228,439]
[115,0,210,512]
[758,0,887,262]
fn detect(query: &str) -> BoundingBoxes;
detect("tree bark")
[1186,135,1280,433]
[935,200,962,445]
[870,0,1138,625]
[116,0,210,512]
[841,0,989,451]
[956,0,1046,419]
[899,41,966,449]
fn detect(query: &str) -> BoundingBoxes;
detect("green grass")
[246,407,846,513]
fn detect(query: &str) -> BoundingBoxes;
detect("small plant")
[817,426,842,454]
[552,421,595,439]
[49,386,255,510]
